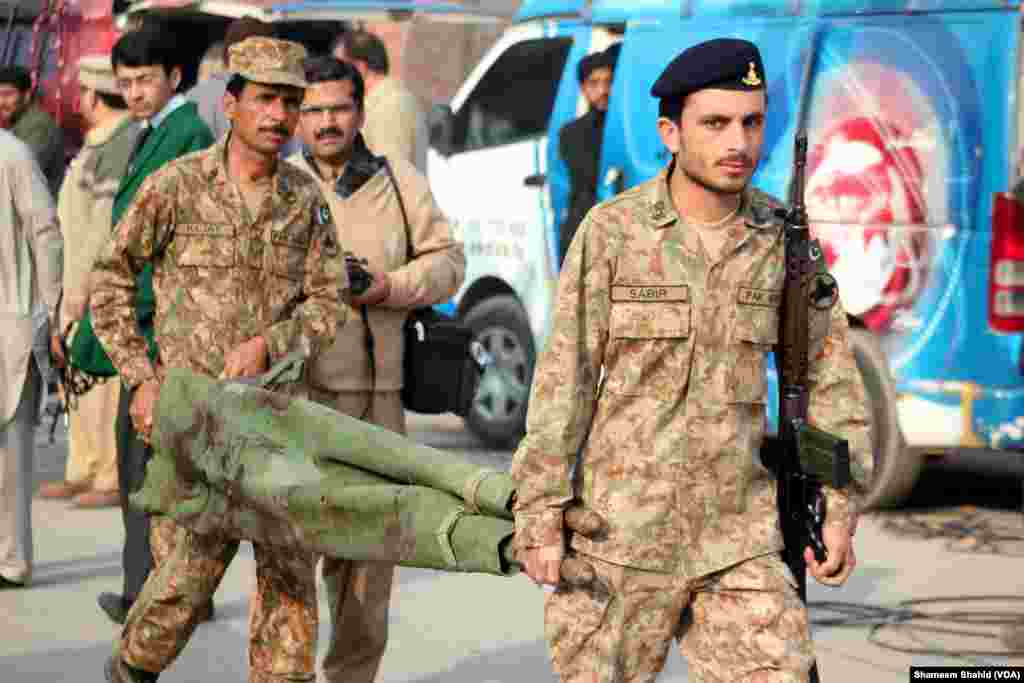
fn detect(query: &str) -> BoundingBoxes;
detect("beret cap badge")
[742,62,762,87]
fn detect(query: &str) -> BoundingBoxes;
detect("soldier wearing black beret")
[514,36,869,683]
[648,37,774,257]
[556,48,616,266]
[652,37,765,107]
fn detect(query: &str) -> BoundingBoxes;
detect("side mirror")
[429,103,455,157]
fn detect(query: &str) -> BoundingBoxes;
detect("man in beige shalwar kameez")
[38,56,140,508]
[0,129,62,588]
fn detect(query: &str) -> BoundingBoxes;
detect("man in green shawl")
[72,24,215,626]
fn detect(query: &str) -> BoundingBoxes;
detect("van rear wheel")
[462,296,536,448]
[848,327,921,510]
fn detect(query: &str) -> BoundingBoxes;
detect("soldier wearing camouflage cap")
[512,38,873,681]
[98,36,348,683]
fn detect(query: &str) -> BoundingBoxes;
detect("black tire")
[848,327,921,510]
[462,295,536,448]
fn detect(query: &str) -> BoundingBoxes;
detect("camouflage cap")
[77,55,119,96]
[227,36,308,89]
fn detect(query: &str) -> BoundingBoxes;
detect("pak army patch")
[316,203,332,226]
[811,273,839,310]
[808,239,839,310]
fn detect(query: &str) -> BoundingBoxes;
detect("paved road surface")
[3,408,1023,682]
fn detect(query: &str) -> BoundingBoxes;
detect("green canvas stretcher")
[132,366,520,576]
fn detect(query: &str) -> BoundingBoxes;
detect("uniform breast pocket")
[174,224,235,268]
[606,301,691,399]
[730,303,778,404]
[269,237,307,282]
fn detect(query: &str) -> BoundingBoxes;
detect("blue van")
[125,0,1024,508]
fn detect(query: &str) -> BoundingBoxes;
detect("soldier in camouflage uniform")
[511,39,873,682]
[91,37,348,683]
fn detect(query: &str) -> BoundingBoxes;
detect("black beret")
[650,38,765,100]
[577,51,610,83]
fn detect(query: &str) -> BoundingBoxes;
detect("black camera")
[345,252,373,296]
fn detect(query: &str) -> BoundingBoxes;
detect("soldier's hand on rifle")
[520,544,564,587]
[130,378,161,445]
[220,336,270,380]
[806,518,857,587]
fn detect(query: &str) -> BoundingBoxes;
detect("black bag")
[401,307,478,415]
[385,162,479,416]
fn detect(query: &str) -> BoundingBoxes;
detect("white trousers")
[0,358,39,583]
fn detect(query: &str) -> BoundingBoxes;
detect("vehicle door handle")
[524,173,547,187]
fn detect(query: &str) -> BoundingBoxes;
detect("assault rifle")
[49,312,108,442]
[49,329,69,443]
[760,133,852,683]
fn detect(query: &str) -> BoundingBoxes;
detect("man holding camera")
[287,55,464,683]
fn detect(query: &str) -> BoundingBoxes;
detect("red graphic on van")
[804,65,940,334]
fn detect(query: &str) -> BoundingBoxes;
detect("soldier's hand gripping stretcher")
[133,364,607,580]
[513,504,606,589]
[131,334,272,445]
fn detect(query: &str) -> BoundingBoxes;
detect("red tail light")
[989,192,1024,333]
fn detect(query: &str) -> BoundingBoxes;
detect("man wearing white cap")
[38,55,140,510]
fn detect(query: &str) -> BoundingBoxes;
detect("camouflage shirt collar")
[649,161,782,232]
[202,133,297,200]
[742,188,785,231]
[201,135,229,180]
[646,166,680,229]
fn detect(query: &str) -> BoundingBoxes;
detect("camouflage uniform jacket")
[90,136,348,390]
[511,166,873,578]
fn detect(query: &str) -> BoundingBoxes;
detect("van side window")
[450,36,572,154]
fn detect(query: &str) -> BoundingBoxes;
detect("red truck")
[1,0,121,154]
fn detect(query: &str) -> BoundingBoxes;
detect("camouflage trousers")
[311,388,405,683]
[119,517,318,682]
[149,515,178,569]
[545,552,814,683]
